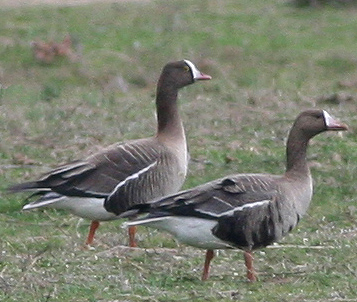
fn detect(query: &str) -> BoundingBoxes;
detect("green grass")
[1,0,357,301]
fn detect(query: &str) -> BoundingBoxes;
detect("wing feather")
[9,138,163,199]
[141,174,280,219]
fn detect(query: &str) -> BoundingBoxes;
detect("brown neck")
[285,127,311,178]
[156,84,184,140]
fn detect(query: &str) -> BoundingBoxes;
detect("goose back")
[11,136,188,215]
[127,172,313,250]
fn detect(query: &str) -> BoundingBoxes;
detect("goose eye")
[313,112,323,119]
[183,65,190,72]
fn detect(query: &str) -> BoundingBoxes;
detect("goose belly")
[31,196,117,221]
[136,216,233,250]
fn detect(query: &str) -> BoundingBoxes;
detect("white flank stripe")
[109,161,158,198]
[219,199,271,217]
[23,195,67,210]
[197,198,271,218]
[122,216,166,228]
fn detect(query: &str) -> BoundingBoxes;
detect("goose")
[8,60,211,247]
[121,109,348,281]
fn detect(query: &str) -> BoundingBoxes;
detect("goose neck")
[285,128,310,178]
[156,86,184,139]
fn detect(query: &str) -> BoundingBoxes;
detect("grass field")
[0,0,356,301]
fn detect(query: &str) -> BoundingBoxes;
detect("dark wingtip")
[7,182,39,193]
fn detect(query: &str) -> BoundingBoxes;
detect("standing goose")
[8,60,211,247]
[121,109,348,281]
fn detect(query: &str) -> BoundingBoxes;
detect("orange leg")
[128,225,137,247]
[201,249,215,281]
[244,251,257,282]
[85,220,100,246]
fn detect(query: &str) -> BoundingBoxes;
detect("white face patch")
[322,110,335,128]
[183,59,201,80]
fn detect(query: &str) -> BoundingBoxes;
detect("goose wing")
[136,174,279,219]
[9,138,161,199]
